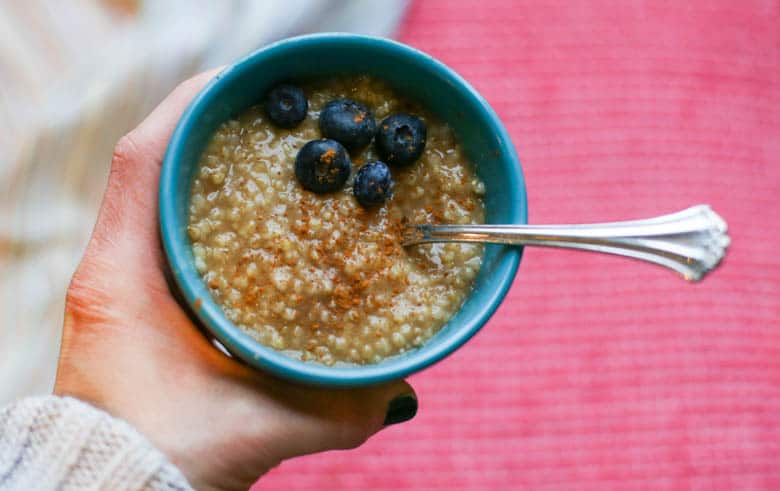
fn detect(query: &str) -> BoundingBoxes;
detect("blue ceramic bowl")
[159,33,527,387]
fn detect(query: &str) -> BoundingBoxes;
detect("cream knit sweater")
[0,396,192,490]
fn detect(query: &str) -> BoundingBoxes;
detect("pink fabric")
[255,1,780,489]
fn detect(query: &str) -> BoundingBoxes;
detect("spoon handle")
[402,205,730,281]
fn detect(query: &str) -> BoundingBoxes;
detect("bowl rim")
[159,32,528,386]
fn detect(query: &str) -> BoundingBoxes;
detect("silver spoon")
[401,204,730,282]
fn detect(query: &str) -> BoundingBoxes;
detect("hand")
[53,69,417,491]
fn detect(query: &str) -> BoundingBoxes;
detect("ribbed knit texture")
[255,1,780,490]
[0,396,191,491]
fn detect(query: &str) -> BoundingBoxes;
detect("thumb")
[267,379,417,459]
[179,377,418,489]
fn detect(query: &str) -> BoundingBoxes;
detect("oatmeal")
[188,76,485,365]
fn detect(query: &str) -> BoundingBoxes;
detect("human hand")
[53,69,417,491]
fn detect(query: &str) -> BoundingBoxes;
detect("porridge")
[188,76,485,365]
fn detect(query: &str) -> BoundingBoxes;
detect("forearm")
[0,396,192,491]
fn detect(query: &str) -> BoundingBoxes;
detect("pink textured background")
[255,1,780,489]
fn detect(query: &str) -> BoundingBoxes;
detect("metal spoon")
[401,204,729,281]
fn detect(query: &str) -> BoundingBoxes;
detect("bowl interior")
[161,34,527,386]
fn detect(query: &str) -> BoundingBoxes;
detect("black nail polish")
[384,394,418,426]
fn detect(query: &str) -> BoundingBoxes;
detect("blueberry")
[319,99,377,152]
[376,113,427,166]
[353,161,395,207]
[265,84,307,128]
[294,139,351,193]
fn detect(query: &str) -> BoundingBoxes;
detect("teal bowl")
[159,33,527,387]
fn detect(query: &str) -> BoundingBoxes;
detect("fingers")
[127,67,225,166]
[88,68,224,263]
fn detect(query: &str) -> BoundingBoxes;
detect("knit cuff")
[0,395,192,491]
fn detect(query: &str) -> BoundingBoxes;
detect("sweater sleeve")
[0,396,192,491]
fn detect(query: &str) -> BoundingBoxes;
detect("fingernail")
[384,394,418,426]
